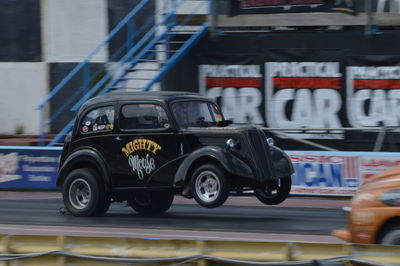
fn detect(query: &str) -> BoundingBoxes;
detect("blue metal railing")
[36,0,151,145]
[40,0,208,146]
[36,0,150,109]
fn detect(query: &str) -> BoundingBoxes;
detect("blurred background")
[1,0,400,152]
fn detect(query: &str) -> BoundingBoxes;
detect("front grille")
[247,129,275,182]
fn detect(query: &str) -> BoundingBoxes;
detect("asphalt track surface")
[0,192,349,243]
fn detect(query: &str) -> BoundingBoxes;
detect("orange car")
[332,167,400,245]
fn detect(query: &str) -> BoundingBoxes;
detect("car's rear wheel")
[191,164,229,208]
[379,225,400,245]
[254,176,291,205]
[62,168,110,217]
[128,191,174,215]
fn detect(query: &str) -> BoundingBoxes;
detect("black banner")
[229,0,356,16]
[346,56,400,129]
[199,58,347,140]
[197,55,400,140]
[163,31,400,150]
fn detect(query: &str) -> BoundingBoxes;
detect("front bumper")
[331,229,351,242]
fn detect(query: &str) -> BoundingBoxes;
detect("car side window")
[120,103,170,130]
[80,106,115,133]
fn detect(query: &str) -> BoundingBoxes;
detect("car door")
[113,101,184,188]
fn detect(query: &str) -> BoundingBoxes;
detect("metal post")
[208,0,217,35]
[38,108,45,146]
[365,0,373,36]
[373,127,387,152]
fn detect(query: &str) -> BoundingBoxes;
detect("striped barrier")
[1,234,400,265]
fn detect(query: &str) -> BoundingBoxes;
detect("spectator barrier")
[1,146,400,196]
[0,234,400,265]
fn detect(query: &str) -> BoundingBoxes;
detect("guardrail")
[1,234,400,265]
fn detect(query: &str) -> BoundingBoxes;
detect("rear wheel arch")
[57,152,110,193]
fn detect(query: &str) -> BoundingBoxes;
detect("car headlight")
[226,138,239,150]
[380,189,400,206]
[266,137,274,147]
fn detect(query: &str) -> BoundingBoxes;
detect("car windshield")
[171,101,224,128]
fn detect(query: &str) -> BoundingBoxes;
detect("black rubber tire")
[379,225,400,245]
[128,190,174,215]
[191,164,230,208]
[254,176,292,205]
[62,168,110,217]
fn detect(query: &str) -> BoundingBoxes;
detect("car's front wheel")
[62,168,110,217]
[128,191,174,215]
[191,164,229,208]
[254,176,292,205]
[379,225,400,245]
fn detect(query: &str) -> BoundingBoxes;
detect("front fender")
[173,146,252,187]
[270,146,294,178]
[57,148,110,191]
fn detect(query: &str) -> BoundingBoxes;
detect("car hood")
[184,123,259,132]
[351,168,400,208]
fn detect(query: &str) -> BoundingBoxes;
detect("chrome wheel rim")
[195,171,220,203]
[69,178,91,210]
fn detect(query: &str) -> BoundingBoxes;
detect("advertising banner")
[229,0,356,16]
[265,61,344,139]
[0,147,62,189]
[288,151,400,196]
[1,146,400,196]
[198,53,400,141]
[199,64,265,124]
[346,56,400,129]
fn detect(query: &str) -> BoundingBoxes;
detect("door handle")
[115,136,121,141]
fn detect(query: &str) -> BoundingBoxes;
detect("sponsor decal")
[199,64,264,124]
[265,62,344,139]
[346,66,400,128]
[352,192,375,205]
[352,211,375,225]
[121,139,162,180]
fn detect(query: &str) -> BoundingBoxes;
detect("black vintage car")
[57,91,294,216]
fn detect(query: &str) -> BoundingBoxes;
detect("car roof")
[79,90,212,112]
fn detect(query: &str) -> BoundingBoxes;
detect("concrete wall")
[44,0,108,62]
[0,63,47,134]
